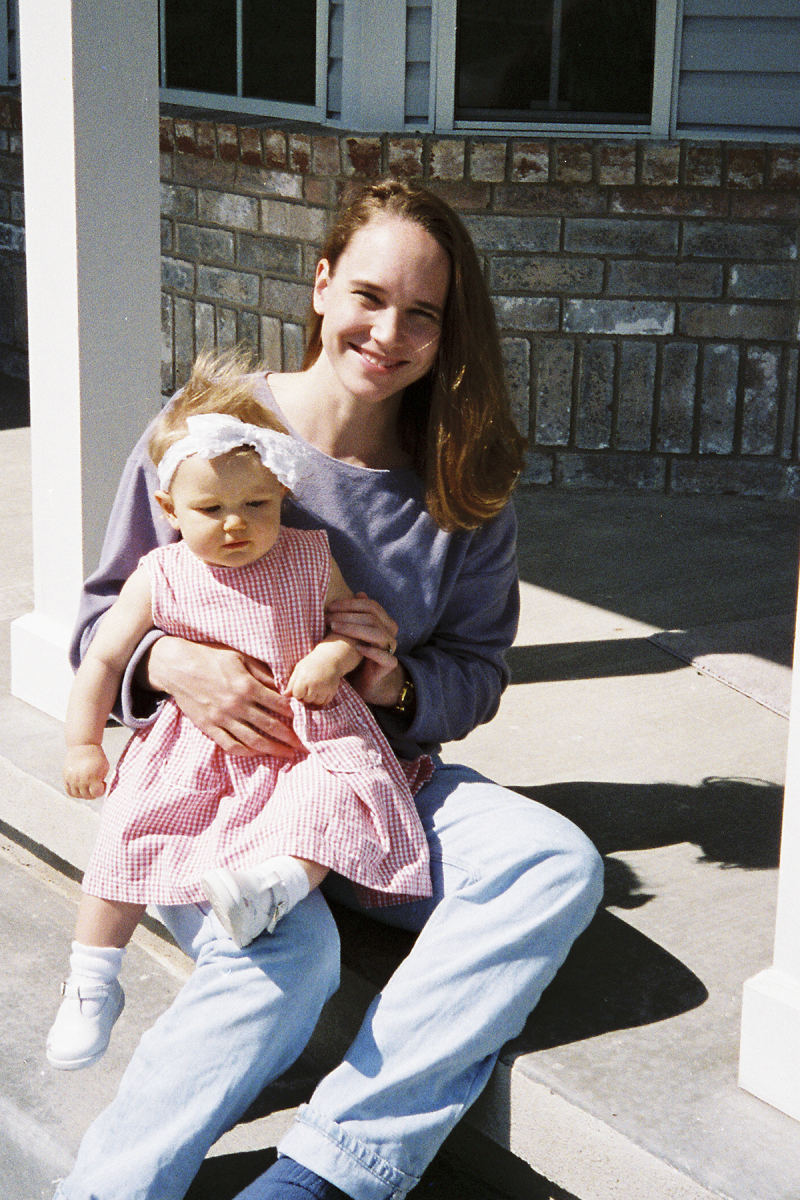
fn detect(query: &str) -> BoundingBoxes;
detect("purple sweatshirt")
[70,375,520,759]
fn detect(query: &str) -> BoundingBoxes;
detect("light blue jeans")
[55,764,603,1200]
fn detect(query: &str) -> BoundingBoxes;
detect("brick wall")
[7,94,800,497]
[160,119,800,498]
[0,89,26,379]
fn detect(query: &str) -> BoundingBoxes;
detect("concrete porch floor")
[2,413,800,1200]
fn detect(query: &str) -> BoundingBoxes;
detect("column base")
[740,967,800,1123]
[10,610,75,723]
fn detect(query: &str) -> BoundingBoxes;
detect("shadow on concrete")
[526,909,708,1051]
[0,373,29,430]
[507,637,682,683]
[513,489,800,634]
[518,775,784,874]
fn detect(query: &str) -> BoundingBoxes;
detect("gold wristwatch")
[393,672,416,719]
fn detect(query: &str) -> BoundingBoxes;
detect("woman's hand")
[144,637,302,758]
[326,592,405,707]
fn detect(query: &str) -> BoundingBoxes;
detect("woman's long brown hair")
[303,180,527,531]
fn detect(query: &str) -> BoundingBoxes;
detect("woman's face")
[312,214,451,407]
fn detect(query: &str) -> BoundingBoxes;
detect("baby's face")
[159,449,286,568]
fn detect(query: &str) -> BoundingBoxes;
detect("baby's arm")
[285,558,362,707]
[64,565,155,798]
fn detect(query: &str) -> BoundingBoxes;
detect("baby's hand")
[286,654,341,708]
[64,745,110,800]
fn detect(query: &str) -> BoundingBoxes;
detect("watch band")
[393,673,416,717]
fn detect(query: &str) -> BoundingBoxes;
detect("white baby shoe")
[46,978,125,1070]
[201,866,289,948]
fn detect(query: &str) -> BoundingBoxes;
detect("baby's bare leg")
[295,858,328,892]
[75,894,147,948]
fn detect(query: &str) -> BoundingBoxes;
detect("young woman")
[55,179,604,1200]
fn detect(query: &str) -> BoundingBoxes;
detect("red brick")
[159,116,175,154]
[511,141,549,183]
[239,128,264,167]
[263,130,288,169]
[641,142,680,187]
[685,143,722,187]
[495,184,605,215]
[311,136,340,176]
[424,180,491,212]
[731,191,800,220]
[217,124,239,163]
[290,133,312,173]
[195,121,216,160]
[469,140,506,183]
[304,176,335,206]
[555,141,593,184]
[344,137,383,178]
[597,143,637,186]
[429,139,465,181]
[387,138,424,179]
[174,120,197,156]
[611,187,727,217]
[726,144,766,189]
[769,146,800,190]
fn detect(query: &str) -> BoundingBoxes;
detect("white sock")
[68,941,124,988]
[244,856,311,913]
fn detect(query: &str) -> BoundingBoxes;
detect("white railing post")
[740,578,800,1121]
[11,0,160,720]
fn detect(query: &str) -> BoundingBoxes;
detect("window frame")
[157,0,329,123]
[433,0,683,137]
[2,0,19,87]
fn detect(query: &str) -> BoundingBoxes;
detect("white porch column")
[740,582,800,1120]
[11,0,160,721]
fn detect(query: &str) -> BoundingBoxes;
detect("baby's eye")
[198,505,220,515]
[247,500,266,509]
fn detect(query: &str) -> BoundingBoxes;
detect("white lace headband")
[157,413,312,492]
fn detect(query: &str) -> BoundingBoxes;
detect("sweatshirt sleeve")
[69,417,177,726]
[383,503,519,755]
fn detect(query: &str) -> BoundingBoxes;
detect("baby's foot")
[46,978,125,1070]
[201,866,288,948]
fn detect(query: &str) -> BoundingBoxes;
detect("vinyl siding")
[677,0,800,134]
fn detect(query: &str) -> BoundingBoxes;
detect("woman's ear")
[154,490,180,531]
[312,258,331,315]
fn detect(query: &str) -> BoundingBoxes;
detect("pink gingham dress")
[81,528,433,907]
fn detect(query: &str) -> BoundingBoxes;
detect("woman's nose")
[371,307,402,347]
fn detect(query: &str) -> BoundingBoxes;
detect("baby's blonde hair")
[150,350,289,474]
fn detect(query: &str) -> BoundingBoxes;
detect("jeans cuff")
[279,1107,419,1200]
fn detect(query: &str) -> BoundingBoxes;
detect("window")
[2,0,19,86]
[435,0,680,135]
[455,0,656,124]
[159,0,327,120]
